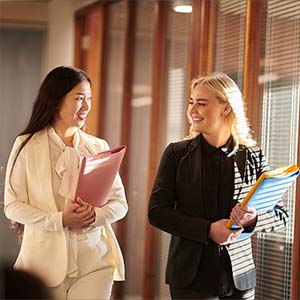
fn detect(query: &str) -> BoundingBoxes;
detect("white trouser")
[50,267,115,300]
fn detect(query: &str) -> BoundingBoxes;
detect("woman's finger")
[75,205,86,213]
[82,216,96,226]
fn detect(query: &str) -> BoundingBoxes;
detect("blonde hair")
[187,72,256,154]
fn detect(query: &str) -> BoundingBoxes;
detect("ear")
[224,103,232,116]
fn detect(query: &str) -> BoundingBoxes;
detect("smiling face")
[52,80,92,135]
[188,83,232,145]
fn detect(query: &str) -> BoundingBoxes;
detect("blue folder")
[227,165,299,241]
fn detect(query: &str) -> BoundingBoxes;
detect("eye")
[76,95,84,102]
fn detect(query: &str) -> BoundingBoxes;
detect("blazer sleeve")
[253,149,289,234]
[4,137,63,232]
[148,143,211,244]
[91,139,128,227]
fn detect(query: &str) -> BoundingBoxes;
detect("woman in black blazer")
[148,73,288,299]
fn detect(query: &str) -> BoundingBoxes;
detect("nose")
[189,103,197,114]
[82,98,91,111]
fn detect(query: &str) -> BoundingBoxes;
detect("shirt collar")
[200,134,233,156]
[48,126,80,150]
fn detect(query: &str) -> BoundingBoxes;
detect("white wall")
[0,1,48,24]
[0,0,98,76]
[46,0,97,75]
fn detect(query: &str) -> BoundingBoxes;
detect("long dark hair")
[21,66,91,145]
[9,66,91,237]
[12,66,91,167]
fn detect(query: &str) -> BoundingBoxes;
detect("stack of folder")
[226,165,299,241]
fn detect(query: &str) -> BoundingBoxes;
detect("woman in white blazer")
[4,66,128,300]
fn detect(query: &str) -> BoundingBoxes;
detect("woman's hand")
[230,203,257,227]
[62,198,95,229]
[208,219,243,245]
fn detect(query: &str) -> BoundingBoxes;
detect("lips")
[192,117,203,122]
[77,114,87,121]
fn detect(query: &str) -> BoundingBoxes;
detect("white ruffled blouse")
[47,126,113,279]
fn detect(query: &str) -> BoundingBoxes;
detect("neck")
[202,130,231,148]
[52,124,76,147]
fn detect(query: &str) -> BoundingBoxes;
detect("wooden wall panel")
[198,0,216,76]
[242,0,264,141]
[185,0,216,134]
[74,15,85,68]
[113,1,136,299]
[74,2,105,137]
[143,1,168,299]
[188,0,202,81]
[85,8,104,137]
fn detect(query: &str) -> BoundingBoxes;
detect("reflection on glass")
[103,1,127,148]
[157,4,190,298]
[124,0,154,298]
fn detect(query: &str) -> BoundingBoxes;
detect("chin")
[75,119,85,127]
[192,126,203,133]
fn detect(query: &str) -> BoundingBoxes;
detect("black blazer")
[148,134,288,289]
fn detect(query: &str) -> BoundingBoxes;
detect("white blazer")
[4,128,128,287]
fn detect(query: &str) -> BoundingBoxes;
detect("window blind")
[256,0,300,299]
[214,0,247,90]
[156,4,190,299]
[213,0,299,298]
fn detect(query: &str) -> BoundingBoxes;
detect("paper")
[226,164,299,240]
[74,145,126,207]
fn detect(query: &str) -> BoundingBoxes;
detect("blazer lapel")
[176,136,202,195]
[188,136,202,185]
[33,129,58,211]
[233,148,256,203]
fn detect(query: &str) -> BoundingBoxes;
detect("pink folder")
[74,145,127,207]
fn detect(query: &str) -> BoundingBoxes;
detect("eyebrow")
[74,92,92,96]
[189,97,208,102]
